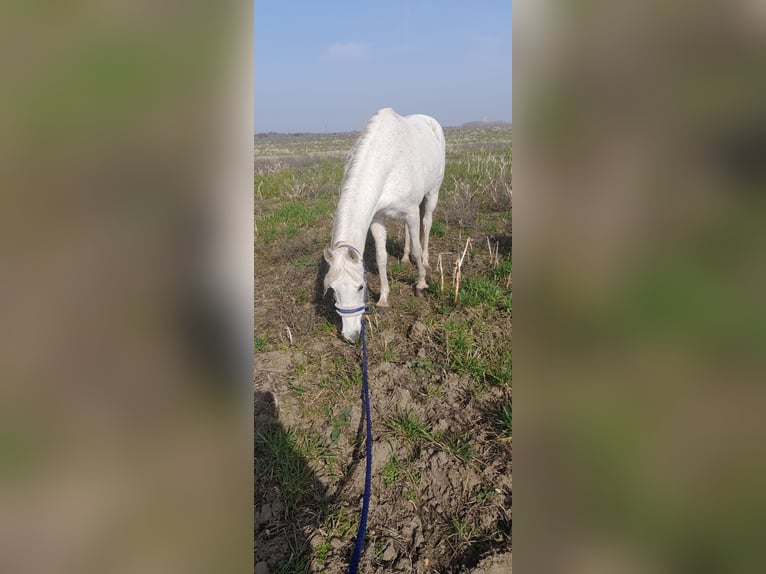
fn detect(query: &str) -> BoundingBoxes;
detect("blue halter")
[333,244,367,317]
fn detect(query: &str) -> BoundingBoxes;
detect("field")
[254,124,512,573]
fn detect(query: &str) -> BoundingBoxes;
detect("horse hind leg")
[405,212,428,297]
[420,190,439,269]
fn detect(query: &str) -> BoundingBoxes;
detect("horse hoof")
[415,288,427,298]
[376,306,388,316]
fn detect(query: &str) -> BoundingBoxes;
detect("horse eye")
[357,285,364,292]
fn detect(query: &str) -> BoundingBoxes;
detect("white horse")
[324,107,446,342]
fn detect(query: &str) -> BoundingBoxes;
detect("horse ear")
[346,248,360,263]
[323,247,334,263]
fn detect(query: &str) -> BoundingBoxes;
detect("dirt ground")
[255,127,511,573]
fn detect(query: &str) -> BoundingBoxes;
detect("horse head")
[323,245,366,342]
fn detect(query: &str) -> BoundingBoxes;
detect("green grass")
[435,429,474,461]
[499,403,512,438]
[403,487,419,502]
[476,484,498,502]
[444,320,486,381]
[458,276,505,308]
[451,516,472,539]
[309,503,356,565]
[289,382,307,395]
[388,260,416,283]
[381,346,400,363]
[255,158,345,200]
[442,319,511,388]
[384,410,432,446]
[254,425,317,507]
[293,254,313,269]
[493,258,512,281]
[382,454,405,487]
[314,540,331,565]
[257,198,334,245]
[254,335,268,352]
[485,348,512,387]
[295,287,309,304]
[412,356,437,377]
[431,220,446,237]
[315,318,338,336]
[384,410,474,462]
[272,539,311,574]
[381,452,422,504]
[320,362,361,394]
[328,405,352,444]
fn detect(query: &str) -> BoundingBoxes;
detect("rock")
[408,321,427,340]
[413,529,425,549]
[372,441,393,474]
[309,534,325,548]
[469,552,513,574]
[330,537,344,550]
[382,541,398,561]
[381,329,397,346]
[401,515,426,550]
[351,463,367,495]
[395,387,413,412]
[376,360,394,374]
[255,502,271,525]
[254,561,269,574]
[270,500,284,516]
[430,451,449,471]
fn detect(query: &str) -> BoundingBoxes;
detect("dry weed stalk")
[486,238,500,267]
[453,237,473,304]
[437,252,452,293]
[438,253,444,292]
[365,314,377,336]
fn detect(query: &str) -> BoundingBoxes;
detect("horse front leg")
[405,213,428,297]
[370,221,390,307]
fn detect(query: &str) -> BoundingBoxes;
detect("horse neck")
[331,178,381,253]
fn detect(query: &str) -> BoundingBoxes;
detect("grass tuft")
[499,403,512,438]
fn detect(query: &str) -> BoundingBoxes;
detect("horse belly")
[375,178,424,220]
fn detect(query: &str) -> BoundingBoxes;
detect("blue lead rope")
[348,317,372,574]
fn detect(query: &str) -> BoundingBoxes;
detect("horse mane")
[331,108,393,242]
[341,108,391,195]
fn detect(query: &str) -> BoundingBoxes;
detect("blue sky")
[254,1,512,133]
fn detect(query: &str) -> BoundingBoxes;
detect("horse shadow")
[254,387,371,572]
[313,255,337,324]
[254,389,321,571]
[491,234,512,257]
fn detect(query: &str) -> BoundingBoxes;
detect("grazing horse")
[324,107,446,342]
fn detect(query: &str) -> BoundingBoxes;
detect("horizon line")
[254,119,512,136]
